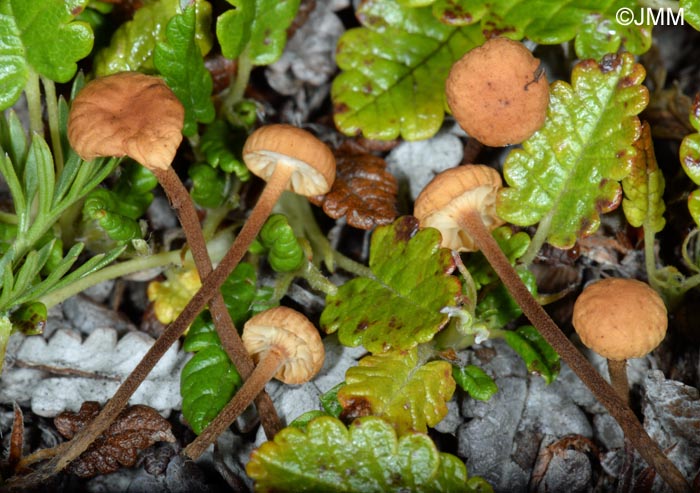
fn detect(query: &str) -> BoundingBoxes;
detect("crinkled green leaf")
[331,0,484,140]
[199,120,250,180]
[188,163,227,208]
[622,122,665,233]
[93,0,179,76]
[427,0,650,60]
[497,53,648,250]
[0,0,93,109]
[338,349,455,434]
[289,410,329,429]
[247,416,492,493]
[682,0,700,30]
[216,0,300,65]
[154,4,215,137]
[259,214,305,273]
[321,216,462,353]
[502,325,560,384]
[181,344,242,434]
[452,364,497,401]
[681,95,700,226]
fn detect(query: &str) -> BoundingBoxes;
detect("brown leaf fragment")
[530,435,600,492]
[310,153,398,230]
[8,403,25,470]
[54,401,175,478]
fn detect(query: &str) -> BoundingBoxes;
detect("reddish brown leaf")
[310,153,398,230]
[9,403,25,469]
[54,401,175,478]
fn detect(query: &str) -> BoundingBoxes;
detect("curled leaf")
[452,364,497,401]
[310,153,398,230]
[502,325,560,384]
[258,214,305,272]
[188,163,228,208]
[680,94,700,226]
[54,401,176,478]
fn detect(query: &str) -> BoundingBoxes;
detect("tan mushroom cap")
[68,72,184,171]
[572,278,668,361]
[413,165,505,252]
[242,306,325,385]
[446,37,549,147]
[242,124,336,196]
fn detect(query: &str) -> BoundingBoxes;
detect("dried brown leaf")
[310,153,398,230]
[54,401,176,478]
[9,403,24,470]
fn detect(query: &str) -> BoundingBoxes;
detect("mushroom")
[413,165,691,491]
[446,37,549,147]
[183,306,325,459]
[572,278,668,405]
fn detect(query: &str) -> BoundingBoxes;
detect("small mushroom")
[446,37,549,147]
[183,306,325,459]
[572,278,668,405]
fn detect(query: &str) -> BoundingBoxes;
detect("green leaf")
[216,0,300,65]
[247,416,492,493]
[338,349,456,435]
[199,120,250,180]
[476,267,537,331]
[181,345,242,434]
[320,382,345,418]
[188,163,228,208]
[0,0,93,108]
[259,214,305,273]
[0,315,12,371]
[321,216,462,353]
[331,0,484,140]
[452,364,497,401]
[427,0,650,60]
[83,188,143,242]
[154,4,215,136]
[497,53,649,250]
[682,0,700,30]
[93,0,180,76]
[9,301,46,335]
[465,227,531,290]
[622,121,665,233]
[502,325,560,384]
[680,95,700,226]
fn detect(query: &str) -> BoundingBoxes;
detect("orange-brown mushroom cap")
[68,72,184,171]
[242,124,336,196]
[572,278,668,361]
[242,306,325,385]
[413,165,505,252]
[446,37,549,147]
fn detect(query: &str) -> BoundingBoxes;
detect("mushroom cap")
[242,306,325,385]
[413,165,505,252]
[446,37,549,147]
[572,278,668,361]
[68,72,184,171]
[242,124,336,196]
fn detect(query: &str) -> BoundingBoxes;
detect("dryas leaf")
[247,416,493,493]
[55,401,176,478]
[338,349,455,435]
[682,0,700,31]
[321,216,462,353]
[502,325,560,384]
[497,53,649,250]
[216,0,300,65]
[452,364,497,401]
[309,153,399,230]
[258,214,305,273]
[622,121,666,233]
[0,0,93,109]
[154,4,215,137]
[680,94,700,226]
[332,0,484,140]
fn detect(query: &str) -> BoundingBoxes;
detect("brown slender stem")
[458,209,690,492]
[7,166,296,489]
[155,167,281,437]
[607,359,630,407]
[184,349,286,460]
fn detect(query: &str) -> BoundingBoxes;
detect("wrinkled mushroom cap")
[68,72,184,171]
[572,278,667,361]
[242,306,324,385]
[413,165,505,252]
[242,124,336,196]
[446,37,549,147]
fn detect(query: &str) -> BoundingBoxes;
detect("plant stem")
[644,224,660,292]
[520,212,553,266]
[41,77,64,174]
[607,359,630,406]
[457,208,690,492]
[299,258,338,296]
[24,68,43,137]
[224,51,253,123]
[183,348,286,459]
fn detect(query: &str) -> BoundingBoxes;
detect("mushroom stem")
[607,359,630,406]
[152,166,282,436]
[183,348,287,460]
[457,208,690,492]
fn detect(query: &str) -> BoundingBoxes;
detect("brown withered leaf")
[310,153,398,230]
[54,401,175,478]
